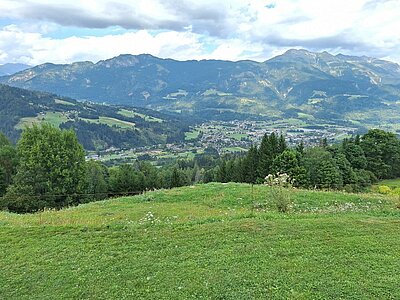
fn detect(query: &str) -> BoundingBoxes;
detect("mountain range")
[1,49,400,127]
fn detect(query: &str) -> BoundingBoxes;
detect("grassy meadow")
[1,183,400,299]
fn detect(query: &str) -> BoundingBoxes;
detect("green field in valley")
[228,133,248,141]
[184,130,200,140]
[1,183,399,299]
[223,146,247,153]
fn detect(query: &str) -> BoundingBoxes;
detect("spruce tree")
[0,132,11,148]
[170,167,182,188]
[278,133,287,153]
[244,145,259,184]
[295,141,305,155]
[257,133,278,180]
[217,160,228,183]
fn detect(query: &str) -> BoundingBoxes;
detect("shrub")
[377,185,391,194]
[391,187,400,196]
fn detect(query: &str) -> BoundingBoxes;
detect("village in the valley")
[88,119,360,165]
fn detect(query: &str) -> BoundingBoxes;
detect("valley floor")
[0,183,399,299]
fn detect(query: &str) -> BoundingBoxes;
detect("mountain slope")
[1,50,400,126]
[0,84,189,150]
[0,63,31,76]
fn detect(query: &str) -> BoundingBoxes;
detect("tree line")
[205,129,400,189]
[1,125,400,213]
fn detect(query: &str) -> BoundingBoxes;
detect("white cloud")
[0,25,267,64]
[0,0,399,64]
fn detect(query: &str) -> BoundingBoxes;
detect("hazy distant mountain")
[0,84,188,150]
[0,63,31,76]
[1,50,400,125]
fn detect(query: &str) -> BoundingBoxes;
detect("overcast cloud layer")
[0,0,399,65]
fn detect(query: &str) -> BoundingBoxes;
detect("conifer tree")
[244,145,259,184]
[109,164,139,193]
[257,133,276,179]
[295,141,305,155]
[278,133,287,153]
[0,132,11,148]
[257,132,286,180]
[217,160,228,182]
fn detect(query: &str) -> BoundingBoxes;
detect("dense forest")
[1,125,399,213]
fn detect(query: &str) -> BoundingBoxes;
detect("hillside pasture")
[1,183,399,299]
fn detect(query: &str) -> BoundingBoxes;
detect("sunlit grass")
[1,183,399,299]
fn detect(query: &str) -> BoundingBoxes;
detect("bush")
[391,187,400,196]
[378,185,391,194]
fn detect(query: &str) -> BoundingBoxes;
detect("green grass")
[184,130,200,140]
[15,112,70,129]
[228,133,248,141]
[223,146,247,153]
[118,109,162,123]
[81,116,136,129]
[1,183,399,299]
[54,99,76,106]
[157,151,196,160]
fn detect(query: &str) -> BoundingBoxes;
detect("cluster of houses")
[87,120,359,164]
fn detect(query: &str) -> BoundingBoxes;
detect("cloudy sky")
[0,0,399,65]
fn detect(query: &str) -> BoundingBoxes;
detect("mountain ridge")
[1,49,400,128]
[0,63,31,76]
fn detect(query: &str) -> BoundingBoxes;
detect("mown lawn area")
[0,183,399,299]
